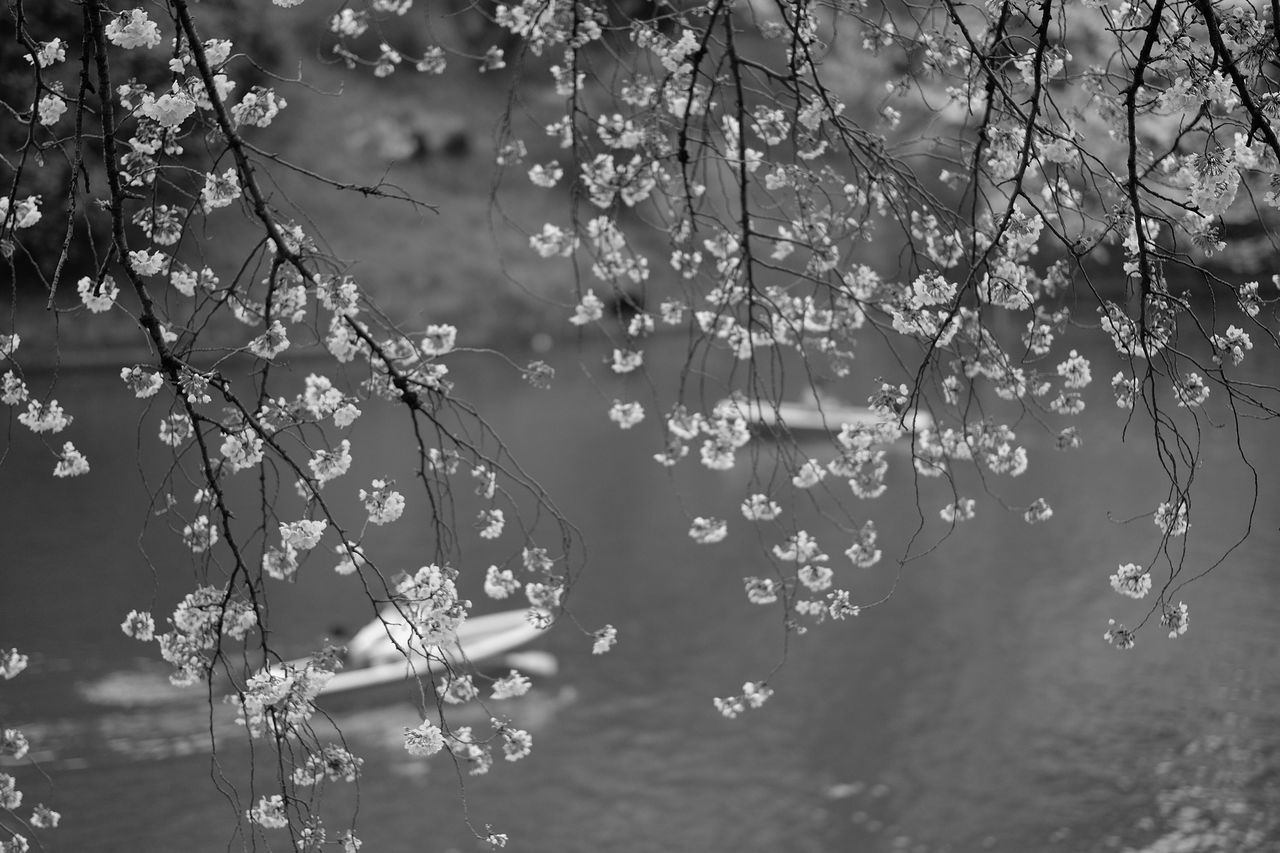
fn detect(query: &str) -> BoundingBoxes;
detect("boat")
[753,400,933,434]
[292,608,544,696]
[721,392,934,437]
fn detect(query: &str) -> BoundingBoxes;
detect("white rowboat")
[752,401,934,434]
[722,395,934,436]
[293,609,544,696]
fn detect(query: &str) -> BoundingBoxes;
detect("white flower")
[1154,500,1189,536]
[29,804,59,829]
[1109,563,1151,599]
[248,794,288,829]
[792,459,827,489]
[844,521,881,568]
[1174,372,1210,408]
[1111,371,1137,409]
[714,681,773,718]
[608,400,645,429]
[478,508,505,539]
[611,349,643,374]
[202,39,232,67]
[592,625,617,654]
[0,195,40,229]
[1056,349,1092,389]
[293,745,363,785]
[472,464,497,499]
[333,403,361,428]
[416,46,447,74]
[308,440,352,485]
[569,290,604,325]
[826,589,861,619]
[248,320,289,359]
[77,275,119,313]
[484,565,520,599]
[187,72,236,110]
[491,670,531,699]
[1211,325,1253,366]
[201,168,241,212]
[120,610,155,641]
[446,726,494,775]
[105,10,162,49]
[128,250,166,276]
[53,442,89,477]
[480,46,505,72]
[421,324,457,356]
[688,516,727,544]
[18,399,72,434]
[498,721,533,762]
[1023,498,1053,524]
[940,498,976,523]
[38,94,66,126]
[262,545,299,581]
[171,266,216,297]
[528,162,563,187]
[0,772,22,810]
[373,43,401,77]
[182,515,218,553]
[435,674,477,706]
[1104,619,1136,650]
[798,564,834,592]
[744,577,779,604]
[280,519,326,550]
[525,581,562,612]
[332,542,368,576]
[317,275,359,316]
[1237,280,1261,317]
[743,680,773,708]
[231,87,287,128]
[1,650,28,680]
[741,493,782,521]
[628,313,655,338]
[331,9,368,36]
[1,371,27,406]
[326,320,359,362]
[302,373,344,419]
[121,366,164,398]
[2,729,29,761]
[139,88,195,128]
[773,530,827,563]
[530,223,577,258]
[26,39,66,68]
[220,429,264,473]
[158,413,192,447]
[360,479,405,525]
[1162,601,1190,638]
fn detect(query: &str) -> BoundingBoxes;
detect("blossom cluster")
[9,0,1280,844]
[395,565,470,647]
[232,656,337,740]
[141,586,258,686]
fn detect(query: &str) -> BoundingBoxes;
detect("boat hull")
[282,609,543,696]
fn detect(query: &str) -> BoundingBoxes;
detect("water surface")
[1,336,1276,852]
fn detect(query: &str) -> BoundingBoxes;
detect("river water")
[1,334,1277,852]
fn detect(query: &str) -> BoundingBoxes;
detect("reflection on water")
[1130,716,1280,853]
[58,659,577,769]
[1,337,1277,852]
[80,667,201,708]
